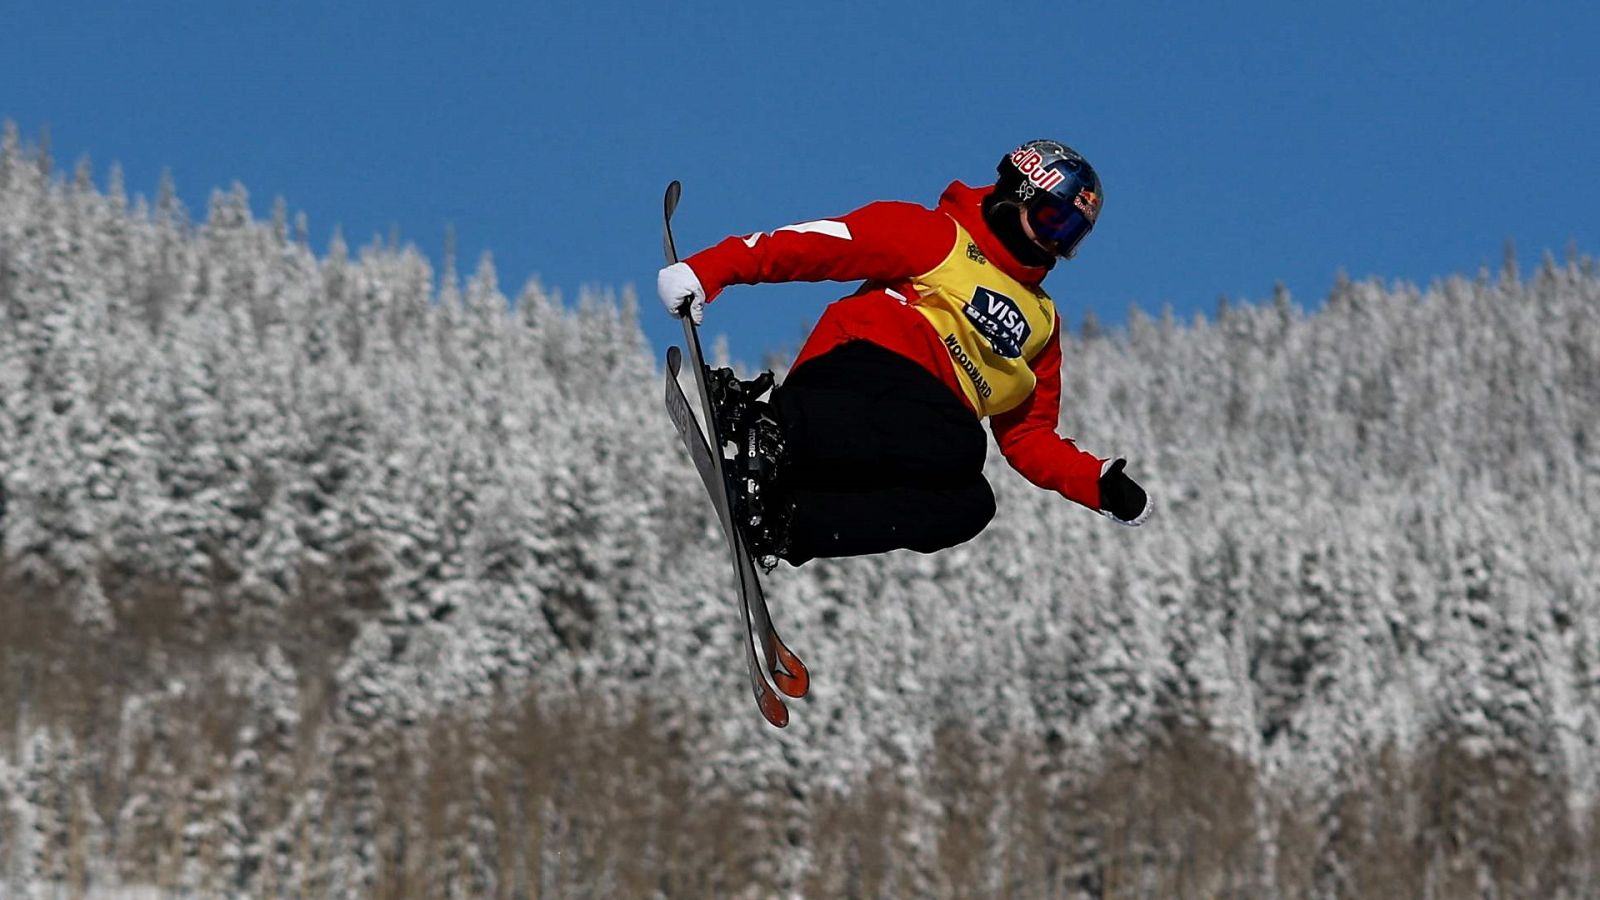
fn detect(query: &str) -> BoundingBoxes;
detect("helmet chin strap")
[982,191,1057,269]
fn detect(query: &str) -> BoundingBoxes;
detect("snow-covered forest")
[2,122,1598,897]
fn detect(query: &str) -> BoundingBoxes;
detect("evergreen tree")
[2,128,1598,894]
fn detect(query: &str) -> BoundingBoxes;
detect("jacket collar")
[936,180,1054,286]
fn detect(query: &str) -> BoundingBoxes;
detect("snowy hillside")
[2,125,1598,896]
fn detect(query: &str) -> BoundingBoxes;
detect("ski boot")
[707,367,794,570]
[706,367,774,440]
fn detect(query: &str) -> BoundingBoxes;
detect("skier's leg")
[781,475,996,564]
[773,340,985,488]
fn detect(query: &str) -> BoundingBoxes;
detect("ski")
[661,181,809,728]
[664,350,809,719]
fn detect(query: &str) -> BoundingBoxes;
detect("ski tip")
[758,686,790,728]
[664,181,682,216]
[772,644,810,699]
[666,345,682,373]
[772,670,808,700]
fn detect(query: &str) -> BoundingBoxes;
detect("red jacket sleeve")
[683,201,954,301]
[988,319,1106,511]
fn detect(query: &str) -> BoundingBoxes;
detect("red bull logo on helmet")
[1010,147,1067,193]
[1075,189,1101,223]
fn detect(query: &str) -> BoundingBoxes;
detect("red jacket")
[684,181,1105,512]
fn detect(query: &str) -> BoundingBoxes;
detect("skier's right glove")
[1099,458,1153,527]
[658,262,707,325]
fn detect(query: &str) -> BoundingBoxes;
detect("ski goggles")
[1025,174,1100,258]
[1026,187,1099,258]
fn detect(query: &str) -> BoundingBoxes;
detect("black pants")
[772,341,995,564]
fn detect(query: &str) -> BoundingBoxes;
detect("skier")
[658,139,1152,568]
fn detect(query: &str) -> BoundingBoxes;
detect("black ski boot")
[706,367,773,441]
[707,367,794,570]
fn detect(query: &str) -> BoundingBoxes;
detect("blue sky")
[4,1,1597,360]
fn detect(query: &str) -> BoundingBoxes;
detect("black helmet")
[994,139,1102,259]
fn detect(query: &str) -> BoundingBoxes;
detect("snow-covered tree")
[1,125,1597,895]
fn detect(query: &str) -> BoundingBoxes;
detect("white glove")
[657,262,707,325]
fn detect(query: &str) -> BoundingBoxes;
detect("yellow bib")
[907,221,1058,417]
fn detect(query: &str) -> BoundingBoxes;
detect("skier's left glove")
[1099,458,1153,527]
[658,262,707,325]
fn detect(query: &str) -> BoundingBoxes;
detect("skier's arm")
[988,319,1107,511]
[683,201,953,302]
